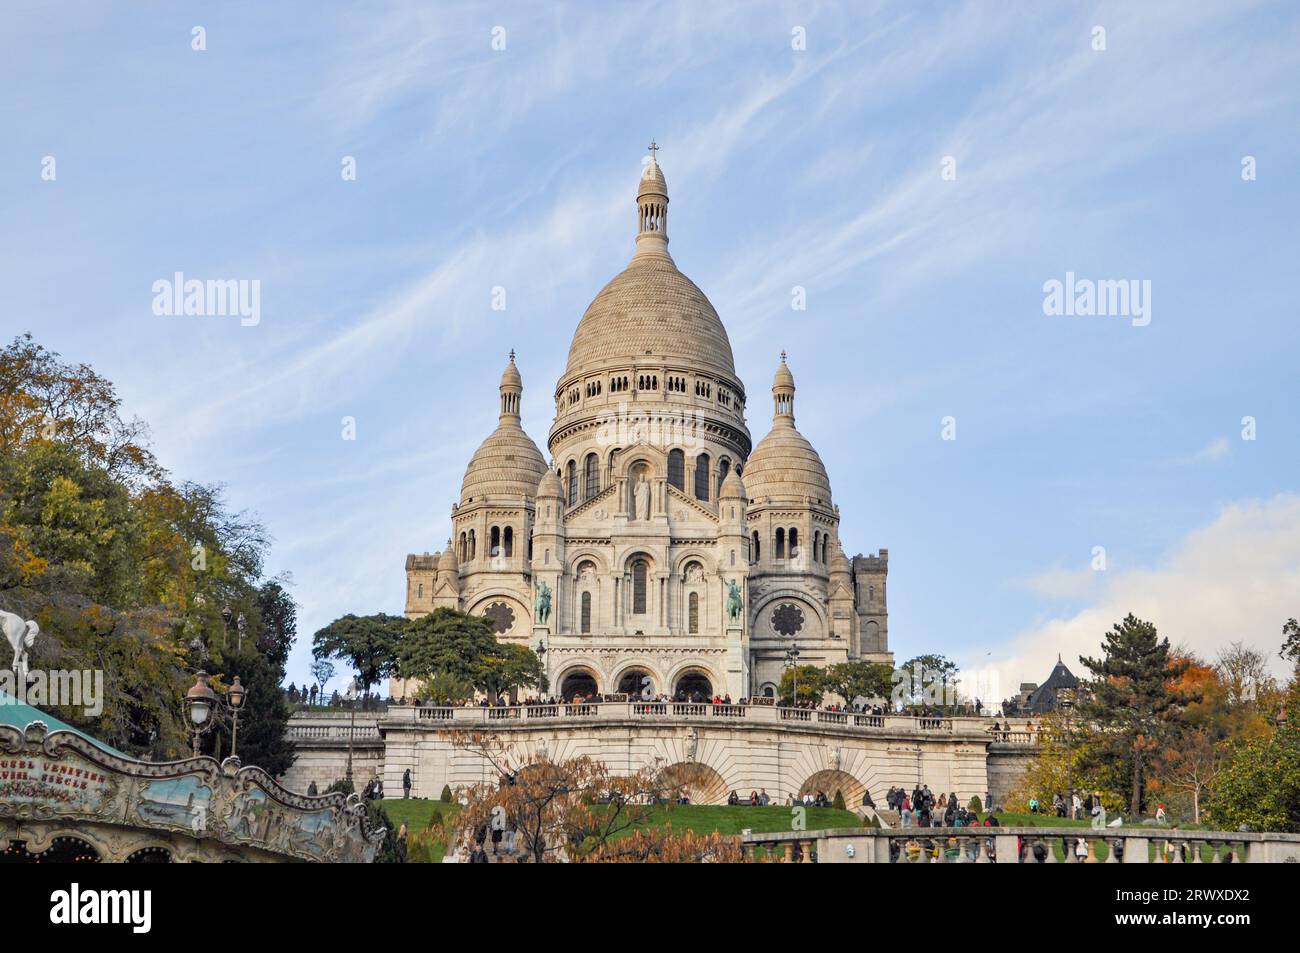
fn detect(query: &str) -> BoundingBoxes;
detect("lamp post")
[1058,687,1077,816]
[536,640,548,696]
[227,676,246,759]
[184,671,249,760]
[784,643,800,705]
[185,672,219,757]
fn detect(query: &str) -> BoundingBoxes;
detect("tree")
[778,665,826,705]
[254,579,297,670]
[205,651,296,775]
[899,654,960,707]
[312,613,403,696]
[399,608,497,685]
[450,732,741,863]
[1211,687,1300,832]
[1156,725,1225,823]
[1214,641,1275,711]
[309,657,335,704]
[400,608,545,698]
[1281,618,1300,671]
[1078,614,1194,816]
[821,660,894,706]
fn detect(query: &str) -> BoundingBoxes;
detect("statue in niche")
[633,475,651,521]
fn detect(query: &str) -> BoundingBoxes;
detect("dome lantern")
[773,351,796,424]
[500,349,522,420]
[634,140,670,260]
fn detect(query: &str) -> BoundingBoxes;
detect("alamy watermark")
[152,272,261,326]
[1042,271,1150,327]
[1,669,104,717]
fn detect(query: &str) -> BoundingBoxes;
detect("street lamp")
[784,644,800,705]
[185,672,219,757]
[184,671,249,760]
[1058,687,1077,816]
[227,676,246,759]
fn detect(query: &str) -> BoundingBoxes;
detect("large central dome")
[564,255,736,378]
[562,157,736,381]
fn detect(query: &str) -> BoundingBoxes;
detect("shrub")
[968,795,983,813]
[440,784,453,803]
[832,790,846,811]
[427,807,443,830]
[325,778,355,796]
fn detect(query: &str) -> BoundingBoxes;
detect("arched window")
[718,457,730,485]
[581,591,592,634]
[584,453,599,499]
[688,592,699,634]
[490,526,501,556]
[566,460,577,507]
[751,531,760,562]
[694,453,710,501]
[821,535,829,563]
[459,532,467,561]
[504,526,513,557]
[667,449,684,490]
[776,528,785,560]
[468,529,476,559]
[632,559,648,615]
[789,528,798,558]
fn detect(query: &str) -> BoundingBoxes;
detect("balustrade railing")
[373,702,1033,741]
[740,827,1296,864]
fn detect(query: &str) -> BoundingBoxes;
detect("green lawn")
[380,800,858,862]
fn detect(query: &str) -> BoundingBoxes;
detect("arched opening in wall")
[0,836,100,863]
[688,591,699,633]
[718,457,730,485]
[459,531,467,561]
[674,670,713,701]
[467,529,476,559]
[761,683,777,698]
[489,526,501,557]
[126,846,172,863]
[559,668,599,701]
[654,762,729,805]
[797,769,866,809]
[584,452,599,499]
[504,526,513,557]
[566,460,578,507]
[751,531,760,562]
[788,528,799,559]
[617,667,655,698]
[775,528,785,559]
[580,590,592,634]
[631,559,648,615]
[694,453,710,501]
[667,449,684,490]
[813,531,821,563]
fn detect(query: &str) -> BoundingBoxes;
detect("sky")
[4,1,1298,702]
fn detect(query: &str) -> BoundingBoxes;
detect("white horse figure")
[0,609,40,688]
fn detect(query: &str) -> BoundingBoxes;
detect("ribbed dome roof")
[536,466,563,499]
[745,353,831,505]
[461,354,547,505]
[437,541,458,572]
[564,255,736,378]
[744,422,832,505]
[460,424,547,504]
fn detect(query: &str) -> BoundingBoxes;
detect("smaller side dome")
[437,540,458,573]
[720,466,746,500]
[537,466,563,499]
[829,546,850,576]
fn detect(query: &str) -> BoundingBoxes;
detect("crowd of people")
[727,789,773,806]
[885,784,994,828]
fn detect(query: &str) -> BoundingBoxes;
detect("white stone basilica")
[399,151,892,703]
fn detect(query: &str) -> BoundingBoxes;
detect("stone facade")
[396,152,893,702]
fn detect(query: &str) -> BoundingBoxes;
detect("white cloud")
[982,494,1300,700]
[1178,436,1232,465]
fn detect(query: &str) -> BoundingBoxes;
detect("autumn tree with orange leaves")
[447,731,742,863]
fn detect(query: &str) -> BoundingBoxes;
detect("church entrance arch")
[558,667,599,701]
[616,667,656,699]
[674,670,713,701]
